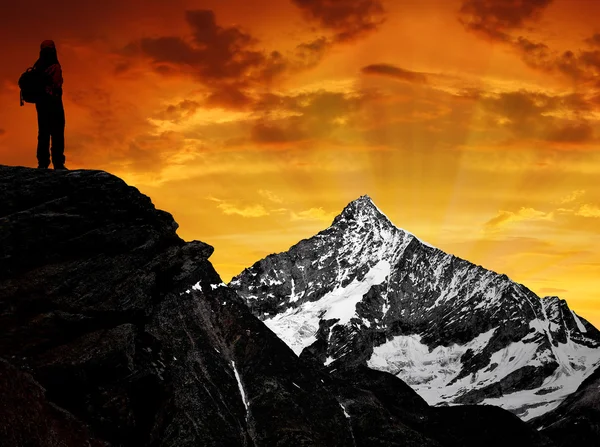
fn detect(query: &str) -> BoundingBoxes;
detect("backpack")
[18,67,46,106]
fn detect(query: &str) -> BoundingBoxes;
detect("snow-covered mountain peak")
[231,198,600,422]
[331,195,393,229]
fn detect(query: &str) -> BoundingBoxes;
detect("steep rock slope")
[327,364,553,447]
[532,364,600,446]
[230,195,600,420]
[0,166,352,446]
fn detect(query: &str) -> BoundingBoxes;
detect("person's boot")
[54,165,68,170]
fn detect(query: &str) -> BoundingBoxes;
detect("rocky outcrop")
[0,166,555,446]
[0,166,352,446]
[230,195,600,420]
[329,365,554,447]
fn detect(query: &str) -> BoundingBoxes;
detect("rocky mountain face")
[230,195,600,421]
[532,364,600,447]
[0,166,554,446]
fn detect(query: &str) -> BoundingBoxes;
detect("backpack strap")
[19,90,24,107]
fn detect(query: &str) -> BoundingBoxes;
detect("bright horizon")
[1,0,600,326]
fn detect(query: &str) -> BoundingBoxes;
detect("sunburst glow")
[1,0,599,326]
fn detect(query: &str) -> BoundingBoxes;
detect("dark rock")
[0,358,107,447]
[532,364,600,446]
[329,365,553,447]
[456,363,559,405]
[0,165,353,446]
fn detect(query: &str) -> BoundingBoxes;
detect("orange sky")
[2,0,600,326]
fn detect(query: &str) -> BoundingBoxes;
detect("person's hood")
[40,40,55,50]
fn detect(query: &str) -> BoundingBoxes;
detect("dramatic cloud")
[126,10,287,108]
[514,36,552,69]
[458,0,554,42]
[292,0,386,42]
[124,10,344,110]
[519,44,600,84]
[139,10,283,82]
[294,37,332,69]
[153,100,201,122]
[478,90,595,143]
[458,0,600,86]
[361,64,428,83]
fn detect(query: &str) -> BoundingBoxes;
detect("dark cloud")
[361,64,428,83]
[514,39,600,84]
[136,10,279,83]
[294,37,332,69]
[291,0,386,42]
[458,0,600,87]
[205,87,255,110]
[584,33,600,47]
[153,100,201,122]
[479,90,595,143]
[515,36,551,69]
[458,0,554,42]
[545,123,594,143]
[125,10,338,110]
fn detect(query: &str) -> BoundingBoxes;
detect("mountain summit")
[230,196,600,421]
[332,195,390,225]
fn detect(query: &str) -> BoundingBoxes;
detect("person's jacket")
[33,61,63,99]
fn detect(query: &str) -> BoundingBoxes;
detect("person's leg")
[36,101,51,168]
[50,99,66,169]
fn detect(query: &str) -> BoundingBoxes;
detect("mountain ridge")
[230,195,600,421]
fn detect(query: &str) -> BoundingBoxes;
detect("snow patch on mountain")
[571,310,587,333]
[368,328,497,389]
[368,319,600,421]
[483,339,600,420]
[264,260,391,355]
[231,360,249,414]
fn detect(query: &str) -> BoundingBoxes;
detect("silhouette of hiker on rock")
[32,40,67,170]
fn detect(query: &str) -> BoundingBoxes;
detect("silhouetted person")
[33,40,66,170]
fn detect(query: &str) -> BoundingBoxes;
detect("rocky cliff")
[0,166,553,446]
